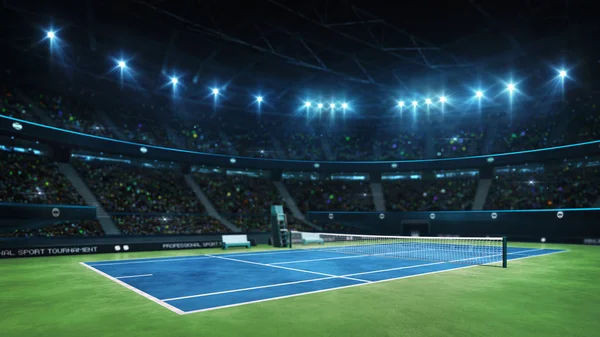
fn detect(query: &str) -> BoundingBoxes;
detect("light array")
[42,28,571,113]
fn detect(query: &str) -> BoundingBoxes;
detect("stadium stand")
[0,152,85,205]
[375,129,426,160]
[113,214,226,235]
[285,178,375,212]
[192,172,281,215]
[4,83,600,162]
[384,176,478,211]
[1,85,44,123]
[484,164,600,210]
[73,159,203,213]
[0,220,105,237]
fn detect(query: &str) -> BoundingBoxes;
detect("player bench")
[301,232,324,245]
[222,234,251,250]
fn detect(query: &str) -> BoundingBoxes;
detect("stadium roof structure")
[1,0,598,118]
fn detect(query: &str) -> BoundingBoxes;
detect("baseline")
[80,262,184,315]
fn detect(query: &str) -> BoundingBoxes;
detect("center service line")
[115,274,154,279]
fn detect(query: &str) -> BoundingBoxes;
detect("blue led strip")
[3,114,600,165]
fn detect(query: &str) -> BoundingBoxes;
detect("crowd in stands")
[285,215,313,232]
[489,108,569,154]
[433,127,486,158]
[232,214,271,232]
[285,179,374,212]
[318,222,356,233]
[283,130,323,160]
[384,177,478,211]
[484,166,600,210]
[114,215,227,235]
[193,173,281,215]
[29,88,115,138]
[74,159,202,213]
[4,82,600,161]
[3,149,600,238]
[109,105,171,146]
[3,82,600,239]
[1,85,44,124]
[375,129,426,160]
[0,152,84,205]
[0,220,105,237]
[328,133,372,160]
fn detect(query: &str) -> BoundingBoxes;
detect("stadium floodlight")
[341,102,348,109]
[317,103,324,109]
[212,88,219,95]
[330,103,336,109]
[507,83,516,92]
[425,98,432,105]
[475,90,484,98]
[170,77,178,85]
[559,70,567,78]
[439,96,447,103]
[412,100,418,107]
[304,101,311,107]
[398,101,405,107]
[46,31,56,39]
[256,96,263,103]
[117,60,127,69]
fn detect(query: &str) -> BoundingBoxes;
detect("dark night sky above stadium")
[1,0,599,116]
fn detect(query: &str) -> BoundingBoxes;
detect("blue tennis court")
[82,246,565,315]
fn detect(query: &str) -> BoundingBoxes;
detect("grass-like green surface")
[1,242,598,337]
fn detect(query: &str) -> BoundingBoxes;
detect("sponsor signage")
[0,240,222,259]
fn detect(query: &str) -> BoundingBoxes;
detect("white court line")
[162,277,335,302]
[89,256,211,267]
[180,249,568,314]
[116,274,153,279]
[270,254,376,265]
[206,254,371,283]
[79,263,183,315]
[507,249,568,261]
[82,247,566,315]
[342,248,543,277]
[87,249,325,267]
[85,244,536,267]
[270,249,430,265]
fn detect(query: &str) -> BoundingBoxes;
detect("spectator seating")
[0,220,104,237]
[384,177,478,211]
[0,152,84,205]
[113,215,227,235]
[1,84,44,123]
[7,82,600,161]
[485,166,600,210]
[193,173,282,230]
[74,159,203,213]
[285,179,375,213]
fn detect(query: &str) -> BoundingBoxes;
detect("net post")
[502,236,508,268]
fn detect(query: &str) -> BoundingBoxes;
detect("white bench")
[301,232,324,245]
[222,234,251,250]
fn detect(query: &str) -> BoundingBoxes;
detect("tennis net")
[290,231,508,268]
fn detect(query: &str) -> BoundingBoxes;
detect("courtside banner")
[0,240,222,259]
